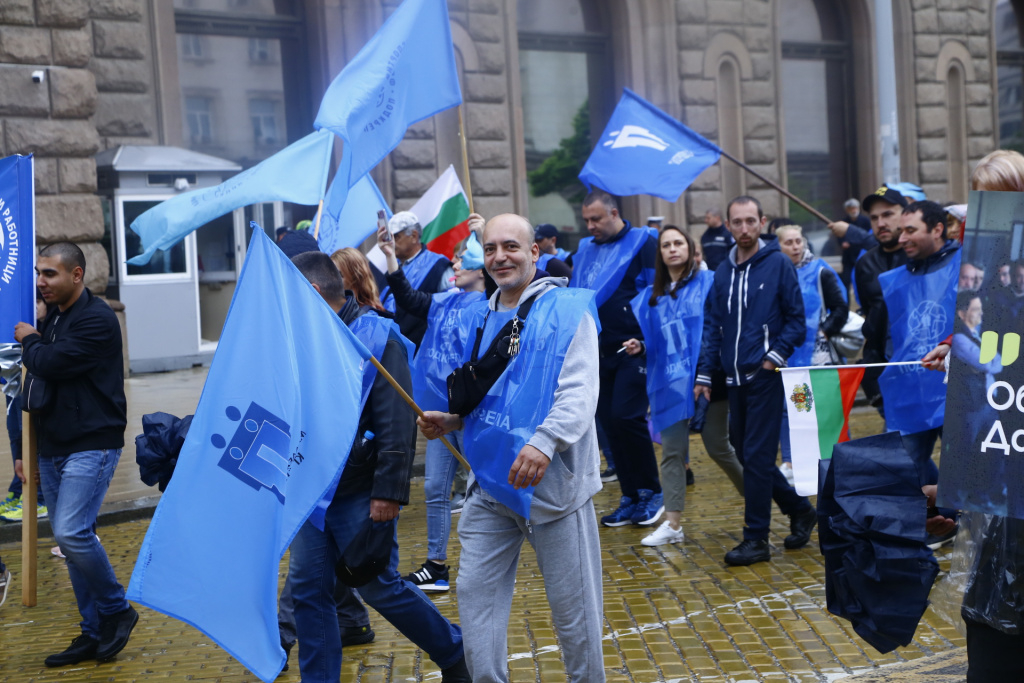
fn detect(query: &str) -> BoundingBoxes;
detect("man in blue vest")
[382,211,454,348]
[570,190,663,527]
[695,196,816,566]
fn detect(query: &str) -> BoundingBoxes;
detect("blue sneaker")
[630,489,664,526]
[601,496,636,527]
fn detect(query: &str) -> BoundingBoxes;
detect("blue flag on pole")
[313,0,461,212]
[127,130,334,265]
[127,226,370,683]
[579,88,721,202]
[0,154,36,343]
[317,173,392,255]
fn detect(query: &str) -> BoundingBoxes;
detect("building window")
[779,0,857,237]
[997,0,1024,152]
[180,33,203,59]
[249,38,271,63]
[250,98,280,147]
[185,96,213,145]
[947,63,968,202]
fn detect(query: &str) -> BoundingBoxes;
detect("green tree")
[528,101,591,202]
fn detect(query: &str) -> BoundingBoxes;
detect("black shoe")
[405,561,451,592]
[45,634,99,667]
[784,507,818,550]
[341,625,375,647]
[95,605,139,661]
[281,639,293,672]
[724,538,771,566]
[441,654,472,683]
[686,469,695,486]
[600,466,617,483]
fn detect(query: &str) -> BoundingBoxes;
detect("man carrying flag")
[418,214,605,683]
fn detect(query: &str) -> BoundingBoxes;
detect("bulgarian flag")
[779,365,865,496]
[413,164,471,259]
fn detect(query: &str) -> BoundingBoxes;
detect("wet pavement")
[0,367,966,682]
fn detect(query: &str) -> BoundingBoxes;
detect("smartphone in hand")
[378,210,392,243]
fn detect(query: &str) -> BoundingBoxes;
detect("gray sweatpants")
[699,399,745,495]
[456,487,605,683]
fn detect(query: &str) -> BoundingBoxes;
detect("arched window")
[716,58,745,202]
[517,0,610,245]
[996,0,1024,152]
[779,0,856,234]
[947,63,968,202]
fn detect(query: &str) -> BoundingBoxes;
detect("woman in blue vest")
[623,226,741,546]
[379,229,487,592]
[775,225,849,483]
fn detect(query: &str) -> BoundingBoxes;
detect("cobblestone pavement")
[0,406,965,682]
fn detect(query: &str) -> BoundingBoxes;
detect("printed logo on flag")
[790,383,814,412]
[213,402,299,504]
[603,125,669,151]
[365,43,405,133]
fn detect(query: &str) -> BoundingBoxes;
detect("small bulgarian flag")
[779,365,865,496]
[411,164,471,260]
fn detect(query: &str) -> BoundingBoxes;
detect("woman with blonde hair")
[971,149,1024,192]
[330,247,385,311]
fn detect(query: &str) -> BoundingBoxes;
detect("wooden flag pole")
[312,199,325,241]
[368,355,471,471]
[457,106,475,215]
[21,367,37,606]
[718,149,832,225]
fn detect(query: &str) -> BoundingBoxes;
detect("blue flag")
[127,226,370,683]
[317,173,392,256]
[127,130,334,265]
[579,88,721,202]
[313,0,461,212]
[0,154,36,343]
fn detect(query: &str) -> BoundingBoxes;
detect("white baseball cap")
[388,211,421,235]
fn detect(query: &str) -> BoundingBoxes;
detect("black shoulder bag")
[447,295,538,417]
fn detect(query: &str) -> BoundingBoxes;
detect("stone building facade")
[0,0,1013,340]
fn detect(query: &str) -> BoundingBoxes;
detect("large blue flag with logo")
[127,226,369,683]
[579,88,721,201]
[317,172,392,256]
[313,0,461,213]
[127,130,334,265]
[0,154,36,343]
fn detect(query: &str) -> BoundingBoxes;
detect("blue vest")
[461,288,598,519]
[569,227,649,307]
[411,289,487,412]
[381,248,448,313]
[632,271,714,433]
[789,259,846,368]
[878,251,960,434]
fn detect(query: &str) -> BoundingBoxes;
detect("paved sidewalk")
[0,378,966,683]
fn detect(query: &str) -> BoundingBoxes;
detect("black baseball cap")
[862,185,908,213]
[534,223,558,240]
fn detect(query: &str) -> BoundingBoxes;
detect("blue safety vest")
[789,259,847,368]
[411,289,487,412]
[569,227,649,307]
[381,248,448,313]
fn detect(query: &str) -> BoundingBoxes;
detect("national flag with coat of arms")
[779,365,865,496]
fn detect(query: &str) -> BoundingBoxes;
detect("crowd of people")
[6,149,1024,682]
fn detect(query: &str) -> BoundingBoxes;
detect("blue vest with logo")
[789,259,847,368]
[381,248,448,313]
[411,289,487,412]
[569,227,649,307]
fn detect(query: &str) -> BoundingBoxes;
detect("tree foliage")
[527,101,591,201]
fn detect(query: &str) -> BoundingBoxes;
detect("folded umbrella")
[135,411,193,492]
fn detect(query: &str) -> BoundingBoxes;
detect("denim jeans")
[38,449,128,638]
[277,570,370,650]
[424,430,462,561]
[289,488,463,683]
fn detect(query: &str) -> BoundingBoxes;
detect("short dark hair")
[726,195,764,221]
[766,217,796,234]
[291,251,345,303]
[956,290,980,312]
[582,189,621,215]
[39,242,86,274]
[904,200,948,238]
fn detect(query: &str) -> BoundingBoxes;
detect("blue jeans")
[38,449,128,638]
[289,488,463,683]
[424,430,462,561]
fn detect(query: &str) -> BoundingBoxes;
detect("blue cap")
[889,182,926,202]
[459,232,485,271]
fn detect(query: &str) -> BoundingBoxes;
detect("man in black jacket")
[14,242,136,667]
[286,252,469,683]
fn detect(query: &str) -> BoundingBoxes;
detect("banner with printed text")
[0,154,36,342]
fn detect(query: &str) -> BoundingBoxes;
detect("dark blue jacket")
[596,222,657,350]
[697,239,805,387]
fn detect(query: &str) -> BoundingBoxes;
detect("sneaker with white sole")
[404,561,450,592]
[641,520,685,547]
[0,493,18,515]
[630,489,665,526]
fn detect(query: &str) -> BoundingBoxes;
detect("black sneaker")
[95,605,139,661]
[784,507,818,550]
[600,466,617,483]
[341,625,375,647]
[441,654,472,683]
[405,561,450,592]
[281,639,293,672]
[724,538,771,566]
[45,634,99,667]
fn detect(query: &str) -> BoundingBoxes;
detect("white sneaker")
[780,462,795,487]
[641,520,685,547]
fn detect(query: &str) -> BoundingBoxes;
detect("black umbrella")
[135,411,193,492]
[817,431,939,653]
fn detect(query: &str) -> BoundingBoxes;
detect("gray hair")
[843,198,860,210]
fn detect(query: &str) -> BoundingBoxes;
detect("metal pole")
[874,0,901,184]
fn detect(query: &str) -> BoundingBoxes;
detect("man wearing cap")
[646,216,664,229]
[287,251,470,683]
[381,211,455,348]
[533,223,572,278]
[839,186,909,415]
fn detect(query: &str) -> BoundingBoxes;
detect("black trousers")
[597,350,660,498]
[966,617,1024,682]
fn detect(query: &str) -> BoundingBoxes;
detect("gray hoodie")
[480,275,603,524]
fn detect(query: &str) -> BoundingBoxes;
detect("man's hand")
[376,223,395,258]
[762,359,778,372]
[829,221,850,238]
[508,445,549,489]
[467,212,485,235]
[621,338,643,356]
[370,498,400,522]
[417,411,462,440]
[922,343,950,371]
[694,384,711,402]
[14,322,38,343]
[922,484,957,537]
